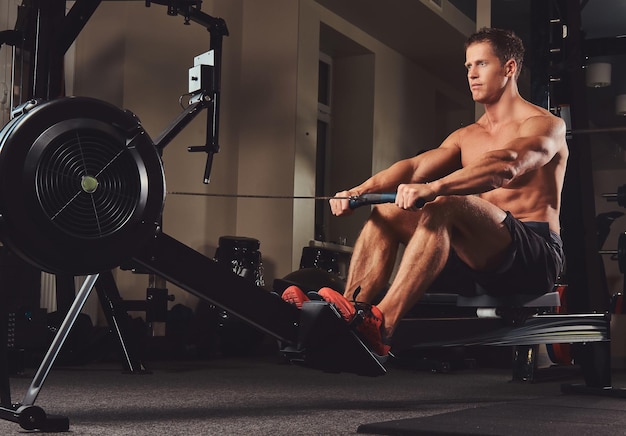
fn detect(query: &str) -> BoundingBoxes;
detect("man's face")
[464,41,511,104]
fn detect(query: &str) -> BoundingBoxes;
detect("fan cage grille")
[35,128,141,239]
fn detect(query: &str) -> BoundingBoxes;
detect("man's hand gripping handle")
[348,193,426,209]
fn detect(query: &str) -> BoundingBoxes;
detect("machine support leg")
[578,341,612,388]
[0,310,10,407]
[511,345,539,382]
[95,271,148,373]
[21,274,99,406]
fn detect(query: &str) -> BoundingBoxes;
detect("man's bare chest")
[460,125,521,165]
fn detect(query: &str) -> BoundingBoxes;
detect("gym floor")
[2,347,626,435]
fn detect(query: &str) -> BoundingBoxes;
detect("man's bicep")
[514,117,566,170]
[519,116,566,153]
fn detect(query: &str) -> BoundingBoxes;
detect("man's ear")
[505,59,516,77]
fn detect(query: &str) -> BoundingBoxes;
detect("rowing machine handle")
[348,193,426,209]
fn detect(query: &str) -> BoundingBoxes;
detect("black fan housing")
[0,97,165,275]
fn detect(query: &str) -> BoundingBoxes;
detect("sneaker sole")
[281,286,309,309]
[318,287,355,322]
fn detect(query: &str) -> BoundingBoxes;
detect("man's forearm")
[429,151,516,197]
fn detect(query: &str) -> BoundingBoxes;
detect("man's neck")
[481,86,522,128]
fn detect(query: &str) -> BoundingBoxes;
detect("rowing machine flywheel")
[0,97,165,275]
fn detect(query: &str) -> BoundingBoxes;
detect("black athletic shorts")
[428,211,565,296]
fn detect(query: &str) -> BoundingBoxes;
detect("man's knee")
[364,196,474,240]
[367,204,418,242]
[417,195,467,227]
[425,195,469,210]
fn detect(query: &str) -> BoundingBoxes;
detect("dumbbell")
[599,232,626,273]
[602,185,626,208]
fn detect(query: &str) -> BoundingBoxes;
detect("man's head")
[465,28,525,80]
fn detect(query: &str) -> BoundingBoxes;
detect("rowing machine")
[0,95,396,430]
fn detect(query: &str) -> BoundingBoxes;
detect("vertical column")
[31,0,66,99]
[557,0,608,312]
[474,0,491,120]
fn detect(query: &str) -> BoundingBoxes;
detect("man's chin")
[471,92,484,102]
[472,94,493,105]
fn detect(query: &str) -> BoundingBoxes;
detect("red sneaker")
[353,303,391,356]
[281,285,309,309]
[317,287,356,322]
[317,288,391,356]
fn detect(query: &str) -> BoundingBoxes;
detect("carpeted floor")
[2,351,626,435]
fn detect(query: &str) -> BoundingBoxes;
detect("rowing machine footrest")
[280,301,386,377]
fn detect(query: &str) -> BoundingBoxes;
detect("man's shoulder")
[519,104,566,136]
[456,121,482,135]
[455,121,488,143]
[520,100,560,122]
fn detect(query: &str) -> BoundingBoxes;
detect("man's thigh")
[430,211,562,296]
[425,195,512,272]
